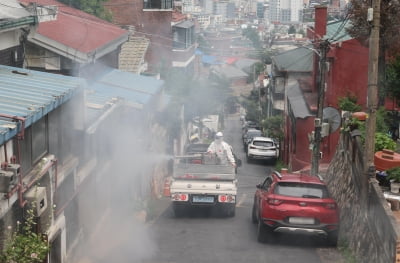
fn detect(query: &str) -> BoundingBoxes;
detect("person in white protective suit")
[207,132,236,167]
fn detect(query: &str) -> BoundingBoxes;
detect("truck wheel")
[173,204,186,217]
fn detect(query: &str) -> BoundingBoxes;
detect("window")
[172,25,195,50]
[253,141,274,147]
[18,117,48,173]
[143,0,173,9]
[274,182,329,198]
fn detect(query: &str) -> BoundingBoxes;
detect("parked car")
[247,137,278,164]
[243,128,262,151]
[251,170,340,246]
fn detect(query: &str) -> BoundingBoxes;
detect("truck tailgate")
[173,163,236,180]
[170,179,237,195]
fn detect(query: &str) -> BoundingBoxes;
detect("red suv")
[252,170,339,245]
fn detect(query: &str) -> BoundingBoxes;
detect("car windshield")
[274,182,329,198]
[253,141,274,147]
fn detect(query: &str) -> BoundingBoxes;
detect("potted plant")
[387,167,400,193]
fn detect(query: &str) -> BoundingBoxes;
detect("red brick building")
[106,0,196,75]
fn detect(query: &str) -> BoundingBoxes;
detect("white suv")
[247,137,278,164]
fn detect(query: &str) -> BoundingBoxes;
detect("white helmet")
[216,132,223,138]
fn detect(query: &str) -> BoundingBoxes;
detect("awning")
[287,83,313,119]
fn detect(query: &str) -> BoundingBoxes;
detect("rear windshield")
[247,130,262,137]
[274,182,329,198]
[253,141,274,147]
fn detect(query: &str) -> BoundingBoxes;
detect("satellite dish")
[322,107,341,134]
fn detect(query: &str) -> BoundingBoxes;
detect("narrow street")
[140,113,345,263]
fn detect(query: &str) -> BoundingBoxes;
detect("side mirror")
[256,183,261,189]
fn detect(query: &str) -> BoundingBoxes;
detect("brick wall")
[324,132,400,263]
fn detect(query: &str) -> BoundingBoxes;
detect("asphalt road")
[140,113,345,263]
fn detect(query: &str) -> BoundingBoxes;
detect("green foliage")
[274,159,287,171]
[338,96,362,112]
[0,208,50,263]
[376,107,389,133]
[375,132,396,152]
[59,0,113,21]
[197,34,211,52]
[386,55,400,104]
[387,166,400,182]
[261,115,283,140]
[288,25,296,34]
[242,100,260,122]
[242,28,261,49]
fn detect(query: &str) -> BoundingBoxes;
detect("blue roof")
[97,69,163,96]
[86,69,164,125]
[0,65,84,145]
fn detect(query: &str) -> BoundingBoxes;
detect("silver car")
[247,137,278,164]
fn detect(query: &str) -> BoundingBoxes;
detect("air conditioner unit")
[25,187,48,217]
[5,164,20,177]
[0,170,16,193]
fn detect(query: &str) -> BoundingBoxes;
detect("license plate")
[288,217,315,225]
[193,196,214,203]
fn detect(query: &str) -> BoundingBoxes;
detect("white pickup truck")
[169,152,238,217]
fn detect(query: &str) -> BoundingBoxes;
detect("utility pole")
[363,0,381,203]
[311,40,330,177]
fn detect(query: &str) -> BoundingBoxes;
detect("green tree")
[242,27,261,49]
[288,25,296,34]
[347,0,400,104]
[261,115,284,140]
[59,0,113,21]
[386,55,400,104]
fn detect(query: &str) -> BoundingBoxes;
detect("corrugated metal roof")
[324,19,353,43]
[0,65,84,144]
[287,82,313,119]
[272,46,313,72]
[89,69,164,107]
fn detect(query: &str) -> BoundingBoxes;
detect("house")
[0,65,85,262]
[106,0,196,76]
[0,0,37,67]
[273,6,369,172]
[20,0,129,79]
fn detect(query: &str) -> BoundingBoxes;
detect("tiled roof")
[119,36,150,74]
[0,65,84,144]
[21,0,129,62]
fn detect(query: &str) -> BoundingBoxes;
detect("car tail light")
[249,146,256,149]
[218,195,235,203]
[172,193,189,201]
[325,203,337,209]
[191,159,202,164]
[267,198,283,205]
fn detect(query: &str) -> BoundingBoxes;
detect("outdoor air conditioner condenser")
[24,187,48,217]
